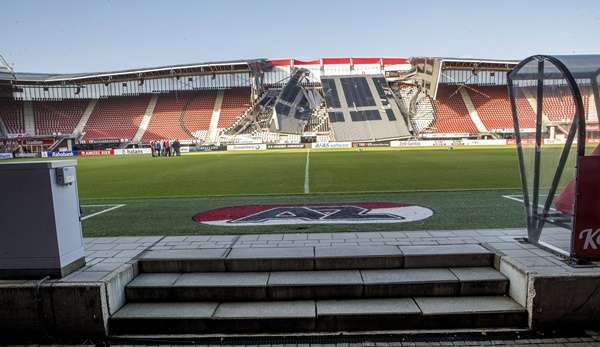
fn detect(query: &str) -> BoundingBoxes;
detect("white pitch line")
[80,204,122,207]
[502,194,526,204]
[304,150,310,194]
[81,204,126,220]
[502,194,558,212]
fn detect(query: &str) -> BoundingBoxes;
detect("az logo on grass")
[193,203,433,226]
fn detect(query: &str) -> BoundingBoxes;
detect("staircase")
[205,90,224,143]
[110,244,527,336]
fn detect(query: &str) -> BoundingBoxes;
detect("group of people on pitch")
[150,140,181,157]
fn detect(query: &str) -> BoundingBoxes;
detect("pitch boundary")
[81,204,126,220]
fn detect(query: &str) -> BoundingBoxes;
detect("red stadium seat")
[0,98,25,134]
[184,90,217,135]
[143,91,217,142]
[468,86,535,131]
[83,95,151,141]
[33,99,88,135]
[429,85,478,134]
[218,88,251,129]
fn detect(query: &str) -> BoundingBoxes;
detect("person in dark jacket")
[172,139,181,156]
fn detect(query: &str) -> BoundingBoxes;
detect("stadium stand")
[33,99,89,135]
[468,86,535,131]
[142,92,197,141]
[218,88,251,129]
[429,85,479,134]
[83,95,151,141]
[183,90,218,137]
[0,98,25,134]
[542,86,577,122]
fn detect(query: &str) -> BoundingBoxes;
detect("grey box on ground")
[0,160,85,278]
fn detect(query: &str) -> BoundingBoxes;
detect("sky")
[1,0,599,73]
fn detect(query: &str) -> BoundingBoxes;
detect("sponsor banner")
[233,137,262,144]
[312,142,352,149]
[543,138,567,145]
[267,144,306,149]
[421,133,470,139]
[391,139,508,147]
[48,151,75,157]
[114,148,152,156]
[85,139,121,144]
[462,139,508,146]
[391,140,458,147]
[506,138,579,145]
[227,144,267,151]
[14,152,40,158]
[193,202,433,226]
[390,140,424,147]
[78,149,114,157]
[191,144,226,152]
[572,155,600,259]
[0,153,13,160]
[180,146,190,153]
[356,142,391,147]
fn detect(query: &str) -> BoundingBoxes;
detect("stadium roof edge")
[0,58,268,84]
[411,57,519,71]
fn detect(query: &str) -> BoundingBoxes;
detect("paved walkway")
[68,227,599,284]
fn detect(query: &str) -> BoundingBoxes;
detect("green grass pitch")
[68,146,534,237]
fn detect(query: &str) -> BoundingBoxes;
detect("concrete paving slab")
[415,296,527,329]
[268,271,363,300]
[139,249,229,260]
[450,267,509,295]
[176,272,269,287]
[212,301,316,332]
[400,244,493,268]
[314,246,404,270]
[62,270,110,282]
[362,268,459,297]
[214,300,315,318]
[125,273,182,302]
[127,273,181,287]
[113,302,218,318]
[226,247,314,271]
[317,298,421,315]
[110,302,218,335]
[127,272,270,302]
[175,272,269,301]
[415,296,525,314]
[316,298,422,331]
[138,249,228,272]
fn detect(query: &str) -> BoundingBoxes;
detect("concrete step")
[109,296,527,335]
[125,267,508,302]
[138,244,494,273]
